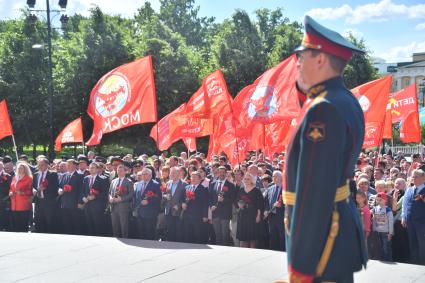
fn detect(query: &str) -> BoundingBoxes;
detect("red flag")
[382,110,392,140]
[150,104,186,151]
[400,111,421,143]
[86,56,157,145]
[55,118,84,151]
[351,76,392,148]
[0,100,13,140]
[185,69,233,118]
[232,54,300,127]
[264,120,292,159]
[169,115,213,138]
[183,138,197,152]
[389,83,417,123]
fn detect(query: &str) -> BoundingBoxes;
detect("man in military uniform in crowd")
[282,16,367,283]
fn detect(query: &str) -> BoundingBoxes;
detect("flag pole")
[82,141,86,155]
[11,134,18,161]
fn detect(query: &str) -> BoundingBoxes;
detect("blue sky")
[1,0,424,63]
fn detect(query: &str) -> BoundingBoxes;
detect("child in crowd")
[371,192,394,261]
[356,191,371,243]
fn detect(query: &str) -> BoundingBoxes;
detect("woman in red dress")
[9,162,33,232]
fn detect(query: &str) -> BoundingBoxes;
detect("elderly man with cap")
[77,156,90,176]
[282,16,367,283]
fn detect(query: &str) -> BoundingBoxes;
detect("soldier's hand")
[58,189,64,196]
[255,215,261,223]
[32,189,37,196]
[82,197,88,203]
[211,205,217,212]
[182,203,187,210]
[141,199,148,206]
[202,217,208,223]
[263,211,269,218]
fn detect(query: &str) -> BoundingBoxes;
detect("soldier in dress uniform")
[282,16,367,283]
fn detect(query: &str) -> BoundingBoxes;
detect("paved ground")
[0,232,424,282]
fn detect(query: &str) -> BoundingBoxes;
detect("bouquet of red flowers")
[63,184,73,193]
[185,190,196,202]
[238,195,251,209]
[89,188,99,196]
[218,186,228,198]
[115,186,126,197]
[40,179,48,188]
[144,190,157,200]
[1,175,7,183]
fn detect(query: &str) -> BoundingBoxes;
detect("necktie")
[90,176,94,188]
[217,181,223,193]
[39,172,45,188]
[140,182,146,196]
[273,186,280,204]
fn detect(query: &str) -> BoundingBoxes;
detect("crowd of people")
[0,149,424,264]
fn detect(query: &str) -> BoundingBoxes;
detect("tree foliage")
[0,0,379,156]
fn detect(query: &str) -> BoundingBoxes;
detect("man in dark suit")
[133,168,161,240]
[182,171,209,244]
[164,166,186,242]
[402,169,425,265]
[80,162,109,236]
[209,166,236,245]
[33,157,59,233]
[58,159,84,235]
[0,161,12,231]
[108,164,134,238]
[264,171,285,251]
[283,15,367,282]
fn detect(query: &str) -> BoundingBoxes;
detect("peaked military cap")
[296,15,365,61]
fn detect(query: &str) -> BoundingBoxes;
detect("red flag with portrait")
[232,54,300,127]
[351,76,392,148]
[55,118,84,151]
[86,56,157,145]
[0,100,13,140]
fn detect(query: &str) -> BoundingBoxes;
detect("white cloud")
[379,41,425,62]
[306,0,425,24]
[416,22,425,30]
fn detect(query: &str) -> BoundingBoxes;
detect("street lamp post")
[27,0,68,161]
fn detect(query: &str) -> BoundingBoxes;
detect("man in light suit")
[58,159,84,235]
[33,157,59,233]
[80,162,109,236]
[209,166,237,245]
[164,166,186,242]
[108,164,134,238]
[133,168,162,240]
[264,171,285,251]
[402,169,425,265]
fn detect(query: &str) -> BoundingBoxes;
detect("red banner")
[351,76,392,148]
[382,110,392,140]
[86,56,157,145]
[185,69,233,119]
[150,104,186,151]
[389,83,417,123]
[400,110,421,143]
[232,54,300,127]
[183,138,197,152]
[55,118,83,151]
[0,100,13,140]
